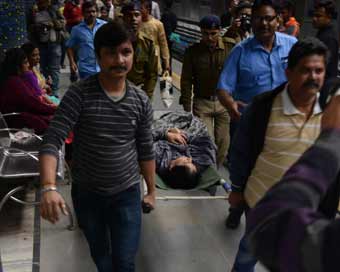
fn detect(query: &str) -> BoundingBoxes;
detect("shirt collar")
[216,37,225,50]
[80,18,102,28]
[281,84,322,116]
[199,37,225,51]
[251,32,281,50]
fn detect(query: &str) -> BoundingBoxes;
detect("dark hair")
[287,37,329,70]
[199,15,221,30]
[163,165,199,190]
[141,0,152,12]
[252,0,279,14]
[314,0,337,19]
[280,0,294,10]
[164,0,173,9]
[121,1,142,14]
[94,20,133,57]
[100,5,109,12]
[81,0,98,13]
[280,0,295,15]
[0,48,27,84]
[21,42,38,57]
[235,0,253,16]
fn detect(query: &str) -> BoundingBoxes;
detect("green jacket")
[127,32,158,98]
[180,36,236,111]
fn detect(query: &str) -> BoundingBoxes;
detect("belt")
[196,95,219,101]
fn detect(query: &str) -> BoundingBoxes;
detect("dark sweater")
[248,129,340,272]
[40,75,154,195]
[316,24,339,79]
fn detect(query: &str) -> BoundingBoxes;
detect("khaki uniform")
[127,32,158,98]
[140,15,170,73]
[180,36,236,165]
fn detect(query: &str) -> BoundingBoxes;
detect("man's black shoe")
[225,210,242,229]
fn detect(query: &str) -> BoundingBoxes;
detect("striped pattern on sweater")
[244,91,322,207]
[40,75,154,195]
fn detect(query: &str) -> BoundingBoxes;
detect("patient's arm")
[166,131,187,145]
[152,127,187,145]
[152,123,169,141]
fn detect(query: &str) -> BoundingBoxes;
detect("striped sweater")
[39,75,155,195]
[244,88,322,207]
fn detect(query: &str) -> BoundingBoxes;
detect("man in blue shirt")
[66,0,106,79]
[217,0,297,234]
[217,0,297,121]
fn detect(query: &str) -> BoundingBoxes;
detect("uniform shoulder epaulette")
[222,36,237,44]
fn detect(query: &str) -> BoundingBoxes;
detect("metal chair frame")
[0,112,75,230]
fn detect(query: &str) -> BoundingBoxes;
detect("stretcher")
[154,166,231,201]
[142,166,231,213]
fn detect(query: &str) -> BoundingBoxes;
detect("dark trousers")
[60,40,66,66]
[72,183,142,272]
[39,42,61,96]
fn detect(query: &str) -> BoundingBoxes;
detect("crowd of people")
[1,0,340,271]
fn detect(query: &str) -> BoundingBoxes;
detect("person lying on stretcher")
[153,126,217,189]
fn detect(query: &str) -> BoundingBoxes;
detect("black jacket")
[316,24,339,80]
[230,83,340,218]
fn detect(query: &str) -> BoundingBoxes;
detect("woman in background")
[0,48,56,134]
[21,42,60,105]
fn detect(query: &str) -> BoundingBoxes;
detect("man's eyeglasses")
[253,15,277,23]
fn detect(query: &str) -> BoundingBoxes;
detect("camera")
[239,14,251,33]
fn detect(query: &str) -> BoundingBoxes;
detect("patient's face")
[169,157,197,173]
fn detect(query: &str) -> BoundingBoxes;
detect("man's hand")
[227,101,241,121]
[40,191,68,224]
[228,191,245,207]
[168,128,181,133]
[143,191,156,210]
[167,130,187,145]
[228,100,247,121]
[44,85,52,95]
[46,76,53,86]
[229,18,241,33]
[217,90,246,121]
[322,95,340,131]
[70,61,78,74]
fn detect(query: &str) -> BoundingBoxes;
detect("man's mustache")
[302,80,320,89]
[109,66,128,72]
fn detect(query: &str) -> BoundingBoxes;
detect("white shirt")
[152,1,161,19]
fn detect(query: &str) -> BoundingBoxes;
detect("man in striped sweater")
[39,21,155,272]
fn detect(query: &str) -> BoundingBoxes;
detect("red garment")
[0,76,56,134]
[285,17,300,37]
[63,2,83,28]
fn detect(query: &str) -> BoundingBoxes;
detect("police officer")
[180,15,236,166]
[140,0,170,74]
[122,1,158,99]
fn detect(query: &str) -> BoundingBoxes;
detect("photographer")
[224,1,252,43]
